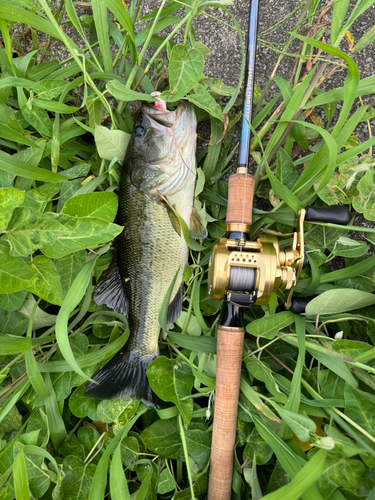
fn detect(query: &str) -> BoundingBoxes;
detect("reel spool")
[208,169,305,309]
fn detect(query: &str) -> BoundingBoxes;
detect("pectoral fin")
[93,255,129,317]
[190,207,208,239]
[166,284,183,324]
[166,202,182,236]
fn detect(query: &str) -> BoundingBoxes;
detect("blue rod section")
[238,0,259,169]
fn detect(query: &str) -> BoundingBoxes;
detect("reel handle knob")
[289,296,316,314]
[305,206,350,225]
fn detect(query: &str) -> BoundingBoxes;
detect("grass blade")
[110,445,130,500]
[253,415,325,500]
[55,257,98,381]
[13,449,30,500]
[262,449,327,500]
[92,0,113,73]
[89,407,148,500]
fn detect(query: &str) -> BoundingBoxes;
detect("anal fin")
[93,255,128,317]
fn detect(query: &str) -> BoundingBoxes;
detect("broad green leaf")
[276,149,299,191]
[278,409,316,442]
[77,427,101,459]
[0,289,28,311]
[3,208,65,257]
[61,456,96,500]
[187,83,224,121]
[32,80,69,99]
[21,104,53,137]
[140,417,182,459]
[306,289,375,315]
[344,384,375,437]
[244,428,273,465]
[96,397,139,424]
[54,250,86,295]
[121,436,139,468]
[185,429,211,469]
[106,80,156,102]
[246,311,295,339]
[332,236,368,258]
[165,45,204,101]
[61,192,118,222]
[20,293,57,330]
[94,125,131,163]
[0,246,35,293]
[309,449,365,499]
[147,357,194,427]
[0,308,28,335]
[0,405,22,434]
[26,255,65,305]
[69,386,99,420]
[157,468,175,494]
[0,188,25,232]
[41,214,122,259]
[245,357,287,403]
[352,169,375,221]
[86,95,102,128]
[23,449,52,498]
[23,183,60,213]
[175,311,202,336]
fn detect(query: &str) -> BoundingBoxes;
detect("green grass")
[0,0,375,498]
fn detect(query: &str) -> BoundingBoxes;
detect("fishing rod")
[206,0,350,497]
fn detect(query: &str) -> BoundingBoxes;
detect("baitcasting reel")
[207,168,351,311]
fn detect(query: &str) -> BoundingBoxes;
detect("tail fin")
[85,351,168,410]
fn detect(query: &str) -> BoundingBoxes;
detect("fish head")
[127,95,197,196]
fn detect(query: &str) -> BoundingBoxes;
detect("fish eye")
[134,125,145,137]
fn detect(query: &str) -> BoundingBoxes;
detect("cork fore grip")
[226,172,255,233]
[208,325,245,500]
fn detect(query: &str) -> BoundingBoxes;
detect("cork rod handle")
[208,325,245,500]
[226,172,255,233]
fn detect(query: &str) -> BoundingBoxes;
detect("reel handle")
[289,296,316,314]
[305,206,350,225]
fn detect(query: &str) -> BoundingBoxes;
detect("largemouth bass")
[85,96,206,408]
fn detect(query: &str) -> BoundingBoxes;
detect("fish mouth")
[143,92,184,128]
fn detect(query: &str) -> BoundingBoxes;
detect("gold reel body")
[207,169,305,308]
[208,231,302,306]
